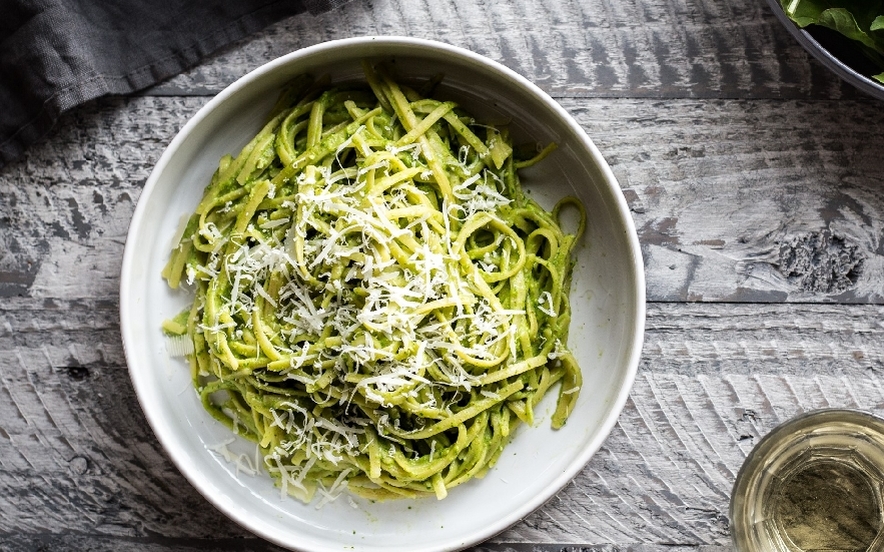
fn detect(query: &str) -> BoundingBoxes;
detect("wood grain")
[575,97,884,303]
[147,0,861,100]
[0,534,730,552]
[3,294,883,547]
[2,0,883,546]
[4,96,883,303]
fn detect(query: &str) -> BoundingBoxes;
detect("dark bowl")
[765,0,884,101]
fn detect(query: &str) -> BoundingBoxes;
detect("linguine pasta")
[161,62,585,503]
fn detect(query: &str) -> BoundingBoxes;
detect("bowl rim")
[763,0,884,101]
[120,35,646,551]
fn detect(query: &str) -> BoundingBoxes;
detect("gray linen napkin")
[0,0,351,168]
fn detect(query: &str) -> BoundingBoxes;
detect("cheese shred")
[162,63,586,502]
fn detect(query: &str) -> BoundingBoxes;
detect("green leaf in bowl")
[780,0,884,82]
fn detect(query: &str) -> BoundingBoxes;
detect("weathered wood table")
[3,0,884,550]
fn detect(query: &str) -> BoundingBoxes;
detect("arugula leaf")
[873,16,884,82]
[780,0,884,83]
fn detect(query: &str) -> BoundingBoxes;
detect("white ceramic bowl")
[120,36,645,552]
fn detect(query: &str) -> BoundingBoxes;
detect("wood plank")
[0,97,202,299]
[499,302,884,546]
[146,0,861,100]
[0,534,729,552]
[3,299,883,547]
[2,93,882,550]
[3,96,883,303]
[6,0,881,548]
[575,97,884,303]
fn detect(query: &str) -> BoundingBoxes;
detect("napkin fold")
[0,0,351,168]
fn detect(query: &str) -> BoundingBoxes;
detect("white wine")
[730,410,884,552]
